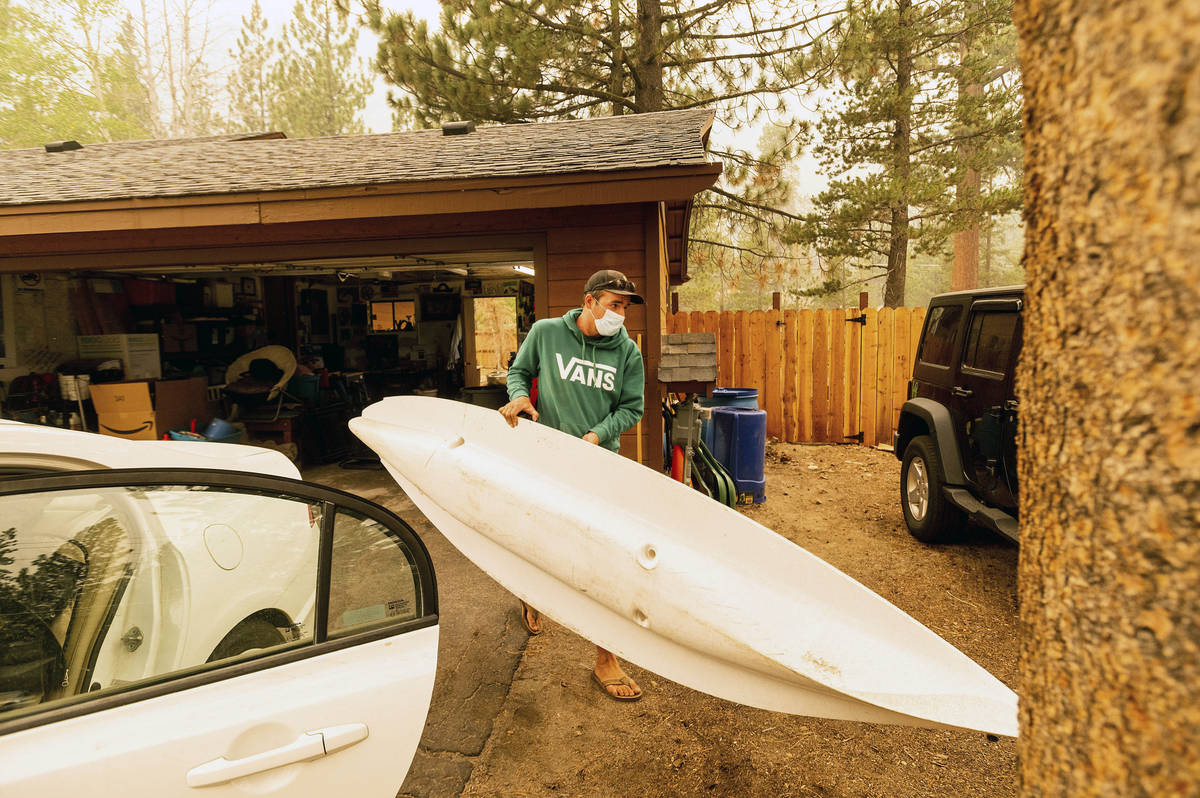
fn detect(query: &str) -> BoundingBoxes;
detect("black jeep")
[893,286,1023,543]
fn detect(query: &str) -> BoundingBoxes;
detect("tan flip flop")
[592,671,642,702]
[519,601,542,636]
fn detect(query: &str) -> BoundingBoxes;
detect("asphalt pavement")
[304,463,528,798]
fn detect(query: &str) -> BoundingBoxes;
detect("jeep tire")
[901,435,964,543]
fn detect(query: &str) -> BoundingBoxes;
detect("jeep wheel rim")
[907,458,929,521]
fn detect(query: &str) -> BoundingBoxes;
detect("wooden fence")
[665,307,927,447]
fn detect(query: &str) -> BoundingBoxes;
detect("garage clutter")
[1,271,532,468]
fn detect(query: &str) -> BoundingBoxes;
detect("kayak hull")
[350,397,1017,737]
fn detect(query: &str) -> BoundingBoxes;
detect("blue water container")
[710,406,767,504]
[701,387,759,452]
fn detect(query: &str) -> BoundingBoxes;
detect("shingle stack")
[658,332,717,384]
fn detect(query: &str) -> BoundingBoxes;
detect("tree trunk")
[609,0,624,115]
[884,0,912,308]
[952,37,981,291]
[635,0,663,112]
[1015,0,1200,794]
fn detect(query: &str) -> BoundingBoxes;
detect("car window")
[917,305,963,367]
[327,508,424,637]
[962,311,1019,375]
[0,485,320,719]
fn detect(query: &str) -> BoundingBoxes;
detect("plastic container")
[710,406,767,505]
[58,373,91,401]
[709,388,759,408]
[287,374,320,402]
[700,387,759,451]
[461,386,508,410]
[204,417,236,440]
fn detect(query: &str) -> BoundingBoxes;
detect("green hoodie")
[506,308,644,451]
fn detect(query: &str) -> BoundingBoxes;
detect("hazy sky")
[117,0,820,194]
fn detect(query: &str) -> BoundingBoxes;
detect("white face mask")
[590,303,626,337]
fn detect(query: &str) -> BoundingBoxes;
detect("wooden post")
[772,291,782,310]
[783,310,798,442]
[859,291,869,310]
[765,309,783,439]
[861,308,878,447]
[719,311,735,387]
[670,292,679,314]
[798,310,813,441]
[811,309,829,442]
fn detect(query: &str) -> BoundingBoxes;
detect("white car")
[0,422,438,797]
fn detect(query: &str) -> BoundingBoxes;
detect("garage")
[0,109,720,466]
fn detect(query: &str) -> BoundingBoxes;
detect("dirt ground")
[460,442,1020,798]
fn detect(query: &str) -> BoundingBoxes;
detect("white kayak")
[350,396,1017,737]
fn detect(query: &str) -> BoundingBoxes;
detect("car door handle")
[186,723,368,788]
[951,386,974,398]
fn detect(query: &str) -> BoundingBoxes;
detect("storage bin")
[700,387,759,451]
[710,406,767,505]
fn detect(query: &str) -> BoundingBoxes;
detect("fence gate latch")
[845,314,867,325]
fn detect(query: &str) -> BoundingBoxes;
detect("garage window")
[371,300,416,332]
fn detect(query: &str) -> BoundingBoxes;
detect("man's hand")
[582,431,600,445]
[499,396,538,428]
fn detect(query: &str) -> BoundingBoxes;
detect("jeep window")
[917,305,963,367]
[962,311,1019,375]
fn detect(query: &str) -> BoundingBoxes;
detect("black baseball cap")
[585,269,644,304]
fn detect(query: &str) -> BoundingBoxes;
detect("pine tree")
[228,0,275,133]
[800,0,1021,306]
[0,0,153,147]
[271,0,372,138]
[99,15,156,141]
[364,0,823,264]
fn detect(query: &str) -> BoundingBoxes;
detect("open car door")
[0,469,438,798]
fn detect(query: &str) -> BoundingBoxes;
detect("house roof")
[0,109,715,207]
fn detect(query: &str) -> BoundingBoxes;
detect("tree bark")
[1015,0,1200,794]
[609,0,624,115]
[635,0,664,112]
[952,36,981,291]
[884,0,912,308]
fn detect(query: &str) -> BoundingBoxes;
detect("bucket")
[204,417,236,440]
[58,373,91,401]
[287,374,320,402]
[710,406,767,505]
[700,387,759,451]
[461,386,508,410]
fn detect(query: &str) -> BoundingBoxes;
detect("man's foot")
[519,601,542,635]
[593,656,641,701]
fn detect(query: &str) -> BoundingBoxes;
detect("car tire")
[901,435,964,543]
[207,617,287,663]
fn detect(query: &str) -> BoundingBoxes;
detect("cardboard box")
[77,334,162,380]
[90,377,211,440]
[160,323,199,354]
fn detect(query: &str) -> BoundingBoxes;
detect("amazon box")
[90,377,210,440]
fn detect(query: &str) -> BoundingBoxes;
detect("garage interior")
[0,109,721,467]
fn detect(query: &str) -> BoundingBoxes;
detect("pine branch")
[709,186,806,222]
[669,77,809,110]
[694,202,774,225]
[691,239,813,261]
[404,46,638,112]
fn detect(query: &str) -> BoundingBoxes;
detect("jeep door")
[952,299,1022,511]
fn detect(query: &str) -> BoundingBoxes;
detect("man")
[498,269,646,701]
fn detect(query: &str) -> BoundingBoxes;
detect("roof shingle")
[0,110,714,207]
